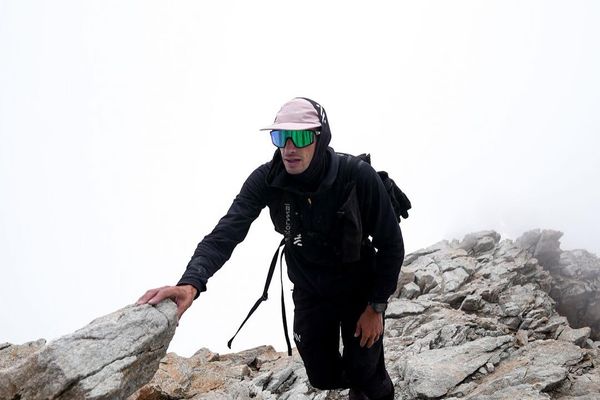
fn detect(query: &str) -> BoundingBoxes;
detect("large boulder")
[0,300,177,400]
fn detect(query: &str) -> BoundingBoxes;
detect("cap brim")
[260,122,321,131]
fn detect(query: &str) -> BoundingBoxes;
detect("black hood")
[267,97,334,193]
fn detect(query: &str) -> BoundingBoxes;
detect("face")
[279,137,316,175]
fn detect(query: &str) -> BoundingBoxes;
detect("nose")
[283,138,297,152]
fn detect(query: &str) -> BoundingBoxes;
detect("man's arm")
[353,161,405,347]
[136,163,271,319]
[356,161,405,303]
[176,163,271,296]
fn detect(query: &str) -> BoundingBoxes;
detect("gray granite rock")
[558,325,592,347]
[403,335,513,398]
[460,294,483,311]
[400,281,421,299]
[464,340,584,398]
[459,231,501,254]
[547,248,600,340]
[386,298,427,318]
[414,263,441,294]
[0,339,46,370]
[534,230,563,267]
[0,300,177,400]
[442,267,470,292]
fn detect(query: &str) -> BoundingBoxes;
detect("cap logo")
[315,103,327,125]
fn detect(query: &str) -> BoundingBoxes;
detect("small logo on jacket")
[294,332,301,343]
[293,234,303,247]
[284,203,292,238]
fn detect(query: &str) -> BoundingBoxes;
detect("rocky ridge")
[2,229,600,400]
[129,230,600,399]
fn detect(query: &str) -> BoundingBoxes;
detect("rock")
[0,339,46,370]
[460,294,482,311]
[453,256,479,274]
[465,384,551,399]
[386,298,426,318]
[558,326,592,347]
[464,340,585,398]
[0,300,177,400]
[459,231,501,254]
[500,302,522,317]
[131,351,214,399]
[265,365,294,393]
[399,281,421,299]
[398,267,417,287]
[534,230,563,268]
[414,263,441,294]
[403,335,513,398]
[553,364,600,398]
[516,229,563,268]
[533,315,569,339]
[545,248,600,340]
[442,267,470,292]
[393,264,418,298]
[515,229,543,252]
[131,346,307,400]
[404,241,450,265]
[474,236,497,254]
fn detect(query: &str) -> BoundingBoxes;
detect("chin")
[283,162,307,175]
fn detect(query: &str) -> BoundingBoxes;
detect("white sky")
[1,1,599,357]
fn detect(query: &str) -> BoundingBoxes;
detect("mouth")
[284,158,301,165]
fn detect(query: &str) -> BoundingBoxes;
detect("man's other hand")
[136,285,198,321]
[354,305,384,348]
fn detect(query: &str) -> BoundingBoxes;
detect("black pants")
[292,287,394,400]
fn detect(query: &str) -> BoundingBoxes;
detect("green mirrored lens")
[293,130,313,147]
[270,130,315,148]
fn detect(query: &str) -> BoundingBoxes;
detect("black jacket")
[178,148,404,304]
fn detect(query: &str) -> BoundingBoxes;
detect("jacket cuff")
[368,302,388,313]
[369,292,391,304]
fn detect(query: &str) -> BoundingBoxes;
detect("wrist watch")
[368,302,388,313]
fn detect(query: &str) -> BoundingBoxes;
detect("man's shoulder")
[335,152,378,182]
[239,162,274,195]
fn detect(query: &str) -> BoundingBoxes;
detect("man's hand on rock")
[354,305,384,348]
[136,285,197,321]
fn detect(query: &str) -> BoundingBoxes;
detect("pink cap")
[260,98,322,131]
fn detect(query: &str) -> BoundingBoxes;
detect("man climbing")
[137,97,404,400]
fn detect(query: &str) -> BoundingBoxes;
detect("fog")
[1,1,599,357]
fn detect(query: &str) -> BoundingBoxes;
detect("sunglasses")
[270,130,319,148]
